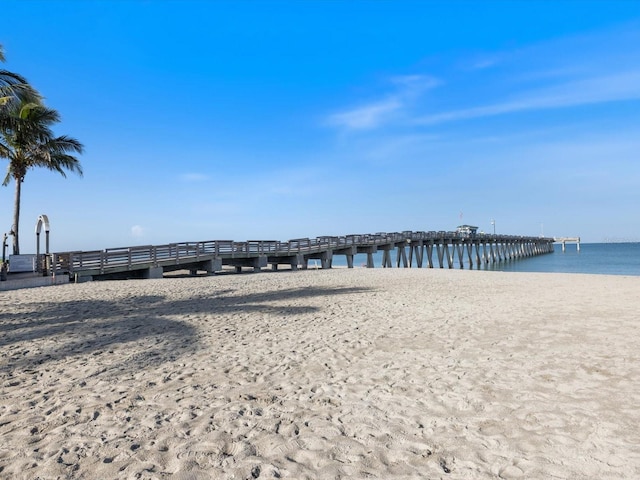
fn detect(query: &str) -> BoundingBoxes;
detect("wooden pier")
[44,231,556,283]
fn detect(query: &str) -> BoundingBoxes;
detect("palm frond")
[0,141,10,159]
[0,69,27,87]
[46,135,85,154]
[1,103,85,183]
[3,101,55,145]
[0,71,39,103]
[2,165,11,186]
[45,153,84,177]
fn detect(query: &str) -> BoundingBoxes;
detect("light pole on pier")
[490,219,495,235]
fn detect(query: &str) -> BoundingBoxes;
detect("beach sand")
[1,268,639,479]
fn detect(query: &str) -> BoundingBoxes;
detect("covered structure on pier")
[456,225,479,238]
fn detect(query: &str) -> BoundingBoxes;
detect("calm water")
[329,243,640,276]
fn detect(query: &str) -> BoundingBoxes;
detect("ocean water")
[329,243,640,276]
[486,242,640,276]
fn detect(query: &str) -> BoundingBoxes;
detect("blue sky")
[2,1,640,252]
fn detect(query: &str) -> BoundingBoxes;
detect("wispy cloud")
[416,70,640,125]
[327,74,440,131]
[328,98,402,130]
[180,173,210,182]
[326,22,640,133]
[464,53,505,71]
[389,74,440,92]
[131,225,145,238]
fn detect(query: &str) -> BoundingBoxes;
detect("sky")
[2,0,640,252]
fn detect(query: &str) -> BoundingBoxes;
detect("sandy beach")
[1,268,639,479]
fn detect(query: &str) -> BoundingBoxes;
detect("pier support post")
[465,242,473,268]
[346,254,354,268]
[366,252,375,268]
[396,244,408,268]
[321,250,333,269]
[436,243,445,268]
[382,248,393,268]
[143,266,163,279]
[74,273,93,283]
[357,246,377,268]
[446,244,453,268]
[195,258,221,275]
[455,243,464,268]
[411,242,424,268]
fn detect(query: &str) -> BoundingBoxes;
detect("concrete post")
[366,252,375,268]
[426,242,434,268]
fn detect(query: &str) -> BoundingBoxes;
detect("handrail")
[53,231,556,275]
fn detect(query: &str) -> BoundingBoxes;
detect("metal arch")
[35,214,50,235]
[35,214,51,274]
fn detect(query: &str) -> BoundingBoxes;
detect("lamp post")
[490,219,495,235]
[1,232,8,281]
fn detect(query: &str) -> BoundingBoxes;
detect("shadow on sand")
[0,284,371,376]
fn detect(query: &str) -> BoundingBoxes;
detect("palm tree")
[0,100,83,254]
[1,45,38,106]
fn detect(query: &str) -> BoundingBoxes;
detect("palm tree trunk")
[12,178,21,255]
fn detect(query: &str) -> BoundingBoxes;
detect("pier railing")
[49,231,556,282]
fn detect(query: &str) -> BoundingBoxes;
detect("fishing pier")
[43,231,555,283]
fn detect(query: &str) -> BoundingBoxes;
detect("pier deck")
[37,231,556,283]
